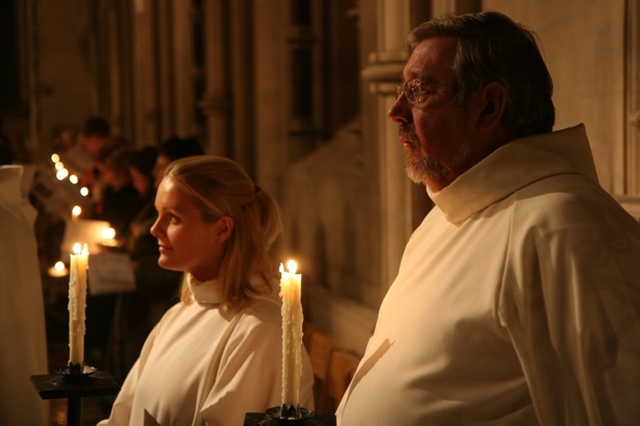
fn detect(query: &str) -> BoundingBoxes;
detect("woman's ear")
[214,216,234,242]
[476,81,507,132]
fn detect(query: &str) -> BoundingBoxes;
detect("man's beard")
[406,154,443,185]
[401,125,470,187]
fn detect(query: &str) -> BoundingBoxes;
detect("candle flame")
[56,168,69,180]
[72,205,82,217]
[51,153,60,163]
[80,187,89,196]
[102,227,116,240]
[72,243,88,255]
[54,261,65,271]
[286,259,298,274]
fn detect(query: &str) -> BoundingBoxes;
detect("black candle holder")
[58,363,97,383]
[244,406,334,425]
[31,368,120,426]
[267,405,315,422]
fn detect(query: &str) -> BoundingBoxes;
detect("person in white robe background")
[336,11,640,426]
[0,158,49,425]
[98,155,314,426]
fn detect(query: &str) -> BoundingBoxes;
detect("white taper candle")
[68,243,89,370]
[279,260,303,411]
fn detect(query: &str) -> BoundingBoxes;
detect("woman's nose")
[150,217,163,238]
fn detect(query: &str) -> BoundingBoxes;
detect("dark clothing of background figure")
[86,183,141,368]
[109,190,182,381]
[95,183,142,238]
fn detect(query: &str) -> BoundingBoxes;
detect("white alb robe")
[337,124,640,425]
[99,274,314,426]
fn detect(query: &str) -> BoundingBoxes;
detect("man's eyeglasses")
[395,79,456,106]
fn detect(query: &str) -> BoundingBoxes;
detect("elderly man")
[337,11,640,425]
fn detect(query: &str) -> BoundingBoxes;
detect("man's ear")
[214,216,234,242]
[476,81,507,132]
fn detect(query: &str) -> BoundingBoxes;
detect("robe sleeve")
[500,201,640,425]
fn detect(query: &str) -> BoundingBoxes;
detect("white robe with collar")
[337,124,640,425]
[99,274,314,426]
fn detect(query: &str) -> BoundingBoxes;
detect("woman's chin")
[157,257,177,271]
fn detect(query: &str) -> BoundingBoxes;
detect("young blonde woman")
[99,155,314,425]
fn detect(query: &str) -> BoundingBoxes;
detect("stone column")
[360,0,417,289]
[229,0,255,174]
[171,1,197,139]
[132,0,159,147]
[199,0,232,156]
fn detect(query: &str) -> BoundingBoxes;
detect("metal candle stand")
[244,405,336,425]
[30,366,120,426]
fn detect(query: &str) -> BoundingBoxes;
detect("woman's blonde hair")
[164,155,284,310]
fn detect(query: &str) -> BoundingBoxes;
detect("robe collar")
[186,273,279,308]
[427,124,599,225]
[187,273,224,306]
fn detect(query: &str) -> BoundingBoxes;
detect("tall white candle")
[279,260,303,411]
[68,243,89,369]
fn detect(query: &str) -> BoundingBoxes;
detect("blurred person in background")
[109,146,182,381]
[86,139,140,369]
[152,135,204,188]
[92,140,140,238]
[63,116,111,188]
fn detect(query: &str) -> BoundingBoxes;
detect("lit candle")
[56,168,69,181]
[48,261,68,278]
[68,243,89,372]
[279,260,303,416]
[71,205,82,220]
[101,226,116,246]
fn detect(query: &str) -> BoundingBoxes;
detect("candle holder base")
[266,406,315,423]
[31,370,121,426]
[56,365,97,384]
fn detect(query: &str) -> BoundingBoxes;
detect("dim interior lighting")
[51,153,60,163]
[56,168,69,180]
[69,174,78,184]
[80,187,89,196]
[71,205,82,218]
[54,161,65,171]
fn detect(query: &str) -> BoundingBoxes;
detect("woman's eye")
[168,214,179,223]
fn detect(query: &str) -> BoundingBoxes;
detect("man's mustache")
[399,124,417,144]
